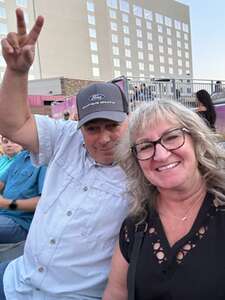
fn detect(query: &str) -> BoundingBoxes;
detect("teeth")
[157,162,179,171]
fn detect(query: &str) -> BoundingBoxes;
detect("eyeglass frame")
[131,127,190,161]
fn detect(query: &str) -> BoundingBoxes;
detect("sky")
[178,0,225,80]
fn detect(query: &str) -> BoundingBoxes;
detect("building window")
[169,67,173,74]
[176,31,181,39]
[155,13,164,24]
[127,71,132,77]
[158,35,163,43]
[146,21,152,30]
[87,1,95,12]
[167,37,172,46]
[178,59,182,67]
[167,28,171,36]
[112,34,118,43]
[136,18,142,27]
[182,23,189,33]
[89,28,96,38]
[0,23,7,36]
[168,57,173,65]
[177,40,181,48]
[0,7,6,18]
[114,70,121,77]
[126,60,132,69]
[137,40,143,49]
[91,54,99,64]
[138,51,144,60]
[186,61,190,68]
[123,25,129,34]
[159,56,165,63]
[177,49,182,57]
[168,47,172,55]
[113,58,120,67]
[144,9,152,20]
[174,20,181,30]
[149,64,154,72]
[157,25,163,33]
[120,0,129,13]
[148,53,154,61]
[16,0,27,7]
[125,48,131,57]
[124,37,130,46]
[107,0,118,9]
[178,68,183,75]
[109,9,117,19]
[122,13,128,23]
[184,33,189,41]
[147,32,152,40]
[148,43,153,51]
[165,16,172,27]
[184,42,189,50]
[92,67,100,77]
[0,55,6,67]
[136,29,142,38]
[111,22,118,31]
[88,15,95,25]
[160,66,165,73]
[185,52,189,59]
[139,62,144,71]
[159,45,164,53]
[133,5,142,17]
[90,41,98,51]
[112,46,119,55]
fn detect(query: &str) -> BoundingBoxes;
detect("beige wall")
[0,0,192,82]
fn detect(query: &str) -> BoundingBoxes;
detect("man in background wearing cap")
[0,9,129,300]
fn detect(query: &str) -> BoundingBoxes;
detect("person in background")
[63,111,70,121]
[196,89,216,130]
[0,137,22,177]
[103,99,225,300]
[0,9,129,300]
[0,149,47,243]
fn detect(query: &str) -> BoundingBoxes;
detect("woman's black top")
[119,193,225,300]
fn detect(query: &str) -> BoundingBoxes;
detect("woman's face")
[135,120,201,193]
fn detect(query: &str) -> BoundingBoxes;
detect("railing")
[124,77,225,111]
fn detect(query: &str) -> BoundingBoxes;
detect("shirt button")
[83,186,88,191]
[38,267,44,273]
[66,210,72,216]
[50,239,56,245]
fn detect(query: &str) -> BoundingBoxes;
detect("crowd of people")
[0,7,224,300]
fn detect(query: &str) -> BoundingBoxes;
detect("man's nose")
[153,143,171,161]
[99,131,111,144]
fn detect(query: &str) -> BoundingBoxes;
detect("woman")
[196,89,216,130]
[103,99,225,300]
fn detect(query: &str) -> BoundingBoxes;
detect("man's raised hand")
[1,8,44,73]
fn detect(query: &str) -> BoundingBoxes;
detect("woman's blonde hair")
[116,99,225,220]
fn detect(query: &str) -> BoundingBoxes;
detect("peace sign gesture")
[1,8,44,73]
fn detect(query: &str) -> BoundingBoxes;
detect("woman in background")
[196,89,216,130]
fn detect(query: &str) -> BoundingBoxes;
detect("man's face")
[1,137,22,157]
[81,118,128,165]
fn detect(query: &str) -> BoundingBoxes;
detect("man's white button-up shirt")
[3,115,129,300]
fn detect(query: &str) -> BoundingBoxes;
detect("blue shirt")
[3,115,129,300]
[0,154,18,177]
[0,150,47,231]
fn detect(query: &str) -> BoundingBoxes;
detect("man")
[0,9,129,300]
[0,149,47,243]
[0,136,22,177]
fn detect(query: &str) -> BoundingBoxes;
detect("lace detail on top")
[123,197,221,266]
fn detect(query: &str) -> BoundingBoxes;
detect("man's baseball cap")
[76,82,129,128]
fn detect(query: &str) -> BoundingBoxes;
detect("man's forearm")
[0,67,31,138]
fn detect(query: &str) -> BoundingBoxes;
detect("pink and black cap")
[76,82,129,128]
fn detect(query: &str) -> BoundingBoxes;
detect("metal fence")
[124,77,225,111]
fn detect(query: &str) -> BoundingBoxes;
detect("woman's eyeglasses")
[131,128,190,161]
